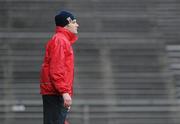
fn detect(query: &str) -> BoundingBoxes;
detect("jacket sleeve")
[49,39,70,95]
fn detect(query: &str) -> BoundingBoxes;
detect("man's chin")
[70,30,78,34]
[74,31,78,34]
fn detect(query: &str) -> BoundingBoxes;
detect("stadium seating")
[0,0,180,124]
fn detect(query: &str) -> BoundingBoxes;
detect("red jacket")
[40,27,78,96]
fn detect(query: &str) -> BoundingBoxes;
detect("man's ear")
[64,24,70,29]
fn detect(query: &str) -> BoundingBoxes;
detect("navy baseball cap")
[55,11,75,27]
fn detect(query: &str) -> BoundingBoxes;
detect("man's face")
[65,19,79,34]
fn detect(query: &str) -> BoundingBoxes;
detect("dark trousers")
[42,95,69,124]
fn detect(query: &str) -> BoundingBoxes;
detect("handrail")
[0,99,179,106]
[0,32,159,40]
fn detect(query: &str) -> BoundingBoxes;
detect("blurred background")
[0,0,180,124]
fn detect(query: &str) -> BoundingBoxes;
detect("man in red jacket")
[40,10,79,124]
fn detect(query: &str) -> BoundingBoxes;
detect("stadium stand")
[0,0,180,124]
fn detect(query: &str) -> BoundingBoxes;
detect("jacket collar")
[55,26,78,44]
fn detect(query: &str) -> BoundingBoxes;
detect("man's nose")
[76,23,79,27]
